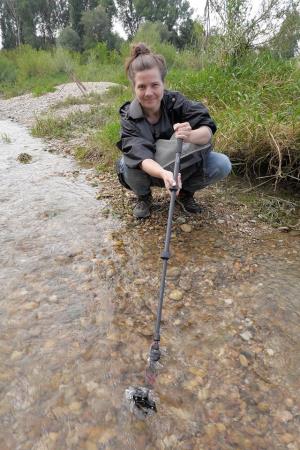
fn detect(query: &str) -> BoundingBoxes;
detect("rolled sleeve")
[120,120,155,169]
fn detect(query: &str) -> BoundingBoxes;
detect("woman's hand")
[161,170,182,195]
[174,122,212,145]
[173,122,192,142]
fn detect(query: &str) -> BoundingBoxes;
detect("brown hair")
[125,42,167,84]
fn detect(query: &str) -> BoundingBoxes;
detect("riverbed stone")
[239,354,249,367]
[169,289,184,301]
[240,331,253,341]
[257,402,270,413]
[180,224,192,233]
[275,410,293,423]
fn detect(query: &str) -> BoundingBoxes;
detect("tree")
[204,0,299,61]
[270,8,300,58]
[80,4,111,48]
[114,0,193,42]
[0,0,22,47]
[114,0,141,38]
[134,20,171,46]
[58,25,81,51]
[0,0,69,49]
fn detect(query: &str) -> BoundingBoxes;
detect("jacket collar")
[128,98,144,119]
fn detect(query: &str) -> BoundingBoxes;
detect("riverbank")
[1,84,300,449]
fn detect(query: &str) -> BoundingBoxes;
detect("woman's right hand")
[161,170,181,195]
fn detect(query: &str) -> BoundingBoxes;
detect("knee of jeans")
[217,155,232,178]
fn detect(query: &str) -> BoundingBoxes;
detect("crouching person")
[116,43,231,219]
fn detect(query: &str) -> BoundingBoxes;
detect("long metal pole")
[149,139,183,362]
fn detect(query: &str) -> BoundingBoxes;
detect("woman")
[116,43,231,219]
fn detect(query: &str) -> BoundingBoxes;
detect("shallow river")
[0,120,299,449]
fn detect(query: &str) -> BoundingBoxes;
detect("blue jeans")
[122,151,232,197]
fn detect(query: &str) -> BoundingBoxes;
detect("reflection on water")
[1,120,300,449]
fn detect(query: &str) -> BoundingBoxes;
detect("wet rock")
[85,441,97,450]
[106,268,116,278]
[239,354,249,367]
[68,401,82,413]
[179,278,192,291]
[11,351,23,360]
[204,423,217,438]
[97,429,116,444]
[266,348,275,356]
[280,434,294,445]
[22,302,39,310]
[167,267,181,279]
[197,388,209,401]
[183,378,204,391]
[240,331,253,341]
[216,423,226,432]
[188,367,206,377]
[162,435,178,449]
[257,402,270,413]
[169,289,184,301]
[85,381,99,393]
[285,398,294,408]
[224,298,233,306]
[275,410,293,423]
[17,152,32,163]
[180,224,192,233]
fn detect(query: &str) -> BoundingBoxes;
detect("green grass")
[167,53,300,186]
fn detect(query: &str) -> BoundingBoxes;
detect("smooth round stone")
[167,267,181,278]
[275,410,293,422]
[11,351,23,360]
[257,402,270,413]
[180,224,193,233]
[22,302,39,310]
[216,423,226,432]
[285,398,294,408]
[280,434,294,445]
[239,354,249,367]
[85,441,97,450]
[169,289,184,301]
[68,401,82,413]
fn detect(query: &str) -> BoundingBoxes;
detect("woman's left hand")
[174,122,192,142]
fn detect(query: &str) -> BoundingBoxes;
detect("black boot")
[176,190,202,214]
[133,193,152,219]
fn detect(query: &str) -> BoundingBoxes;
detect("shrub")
[0,55,17,83]
[57,27,81,52]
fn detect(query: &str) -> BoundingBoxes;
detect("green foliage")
[270,8,300,58]
[57,27,81,52]
[74,146,89,160]
[134,21,171,46]
[15,45,57,78]
[168,51,299,184]
[115,0,193,45]
[0,54,17,82]
[0,0,69,49]
[81,5,111,49]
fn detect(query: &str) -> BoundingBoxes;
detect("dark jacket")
[117,90,217,169]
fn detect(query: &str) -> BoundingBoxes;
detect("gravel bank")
[0,82,116,126]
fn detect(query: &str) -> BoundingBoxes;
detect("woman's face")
[134,67,164,116]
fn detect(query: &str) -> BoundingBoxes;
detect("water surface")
[0,120,299,449]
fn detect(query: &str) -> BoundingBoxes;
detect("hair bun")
[131,43,151,58]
